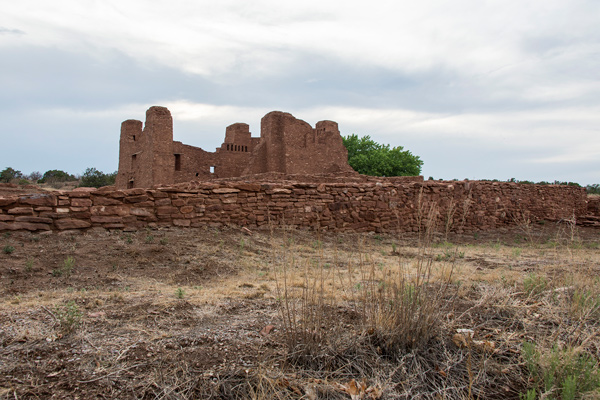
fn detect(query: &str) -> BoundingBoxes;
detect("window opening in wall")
[127,180,134,189]
[195,173,199,177]
[210,166,215,173]
[245,146,247,152]
[132,135,136,141]
[227,144,230,151]
[174,154,181,171]
[132,154,137,168]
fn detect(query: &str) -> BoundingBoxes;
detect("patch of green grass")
[523,273,547,297]
[571,289,600,319]
[512,248,522,258]
[54,301,82,334]
[3,245,15,254]
[52,256,75,277]
[176,287,185,299]
[522,341,600,399]
[25,258,34,272]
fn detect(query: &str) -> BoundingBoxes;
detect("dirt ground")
[1,223,599,399]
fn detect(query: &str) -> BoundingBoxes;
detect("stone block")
[15,216,53,224]
[0,198,17,207]
[213,188,240,194]
[124,195,149,203]
[8,207,34,215]
[68,191,92,198]
[156,206,178,215]
[155,198,171,206]
[149,190,169,199]
[173,219,191,227]
[90,206,129,216]
[130,208,153,217]
[92,196,123,206]
[18,194,57,206]
[123,188,146,196]
[234,183,261,192]
[54,218,92,230]
[91,216,124,224]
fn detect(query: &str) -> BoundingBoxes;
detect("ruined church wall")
[0,181,588,234]
[243,112,354,176]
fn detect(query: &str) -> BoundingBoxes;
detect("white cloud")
[1,0,599,184]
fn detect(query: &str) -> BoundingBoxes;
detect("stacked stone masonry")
[115,107,355,189]
[0,179,592,233]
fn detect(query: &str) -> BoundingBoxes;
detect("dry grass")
[0,223,599,399]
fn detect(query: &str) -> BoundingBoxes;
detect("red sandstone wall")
[243,112,355,176]
[0,181,588,234]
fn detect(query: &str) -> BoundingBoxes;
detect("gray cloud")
[0,27,25,35]
[1,0,599,185]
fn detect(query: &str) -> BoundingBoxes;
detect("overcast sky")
[1,0,599,184]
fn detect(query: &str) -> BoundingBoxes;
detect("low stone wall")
[0,180,589,233]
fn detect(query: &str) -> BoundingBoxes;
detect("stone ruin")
[0,106,598,234]
[115,106,355,189]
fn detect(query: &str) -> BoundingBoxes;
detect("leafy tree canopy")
[342,134,423,177]
[38,169,77,184]
[0,167,23,183]
[79,168,117,188]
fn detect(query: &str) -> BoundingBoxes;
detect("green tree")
[79,168,117,188]
[342,134,423,176]
[0,167,23,183]
[587,184,600,195]
[38,170,77,184]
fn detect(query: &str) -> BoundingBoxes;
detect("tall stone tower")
[115,107,175,189]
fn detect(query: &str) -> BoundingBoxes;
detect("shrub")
[0,167,23,183]
[522,342,600,398]
[587,184,600,195]
[38,169,77,184]
[79,167,117,188]
[52,256,75,277]
[54,301,82,334]
[3,245,15,254]
[27,171,42,182]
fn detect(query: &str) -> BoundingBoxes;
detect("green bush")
[522,341,600,399]
[3,245,15,254]
[587,184,600,195]
[54,301,82,334]
[0,167,23,183]
[79,168,117,188]
[38,169,77,184]
[52,256,75,277]
[342,134,423,176]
